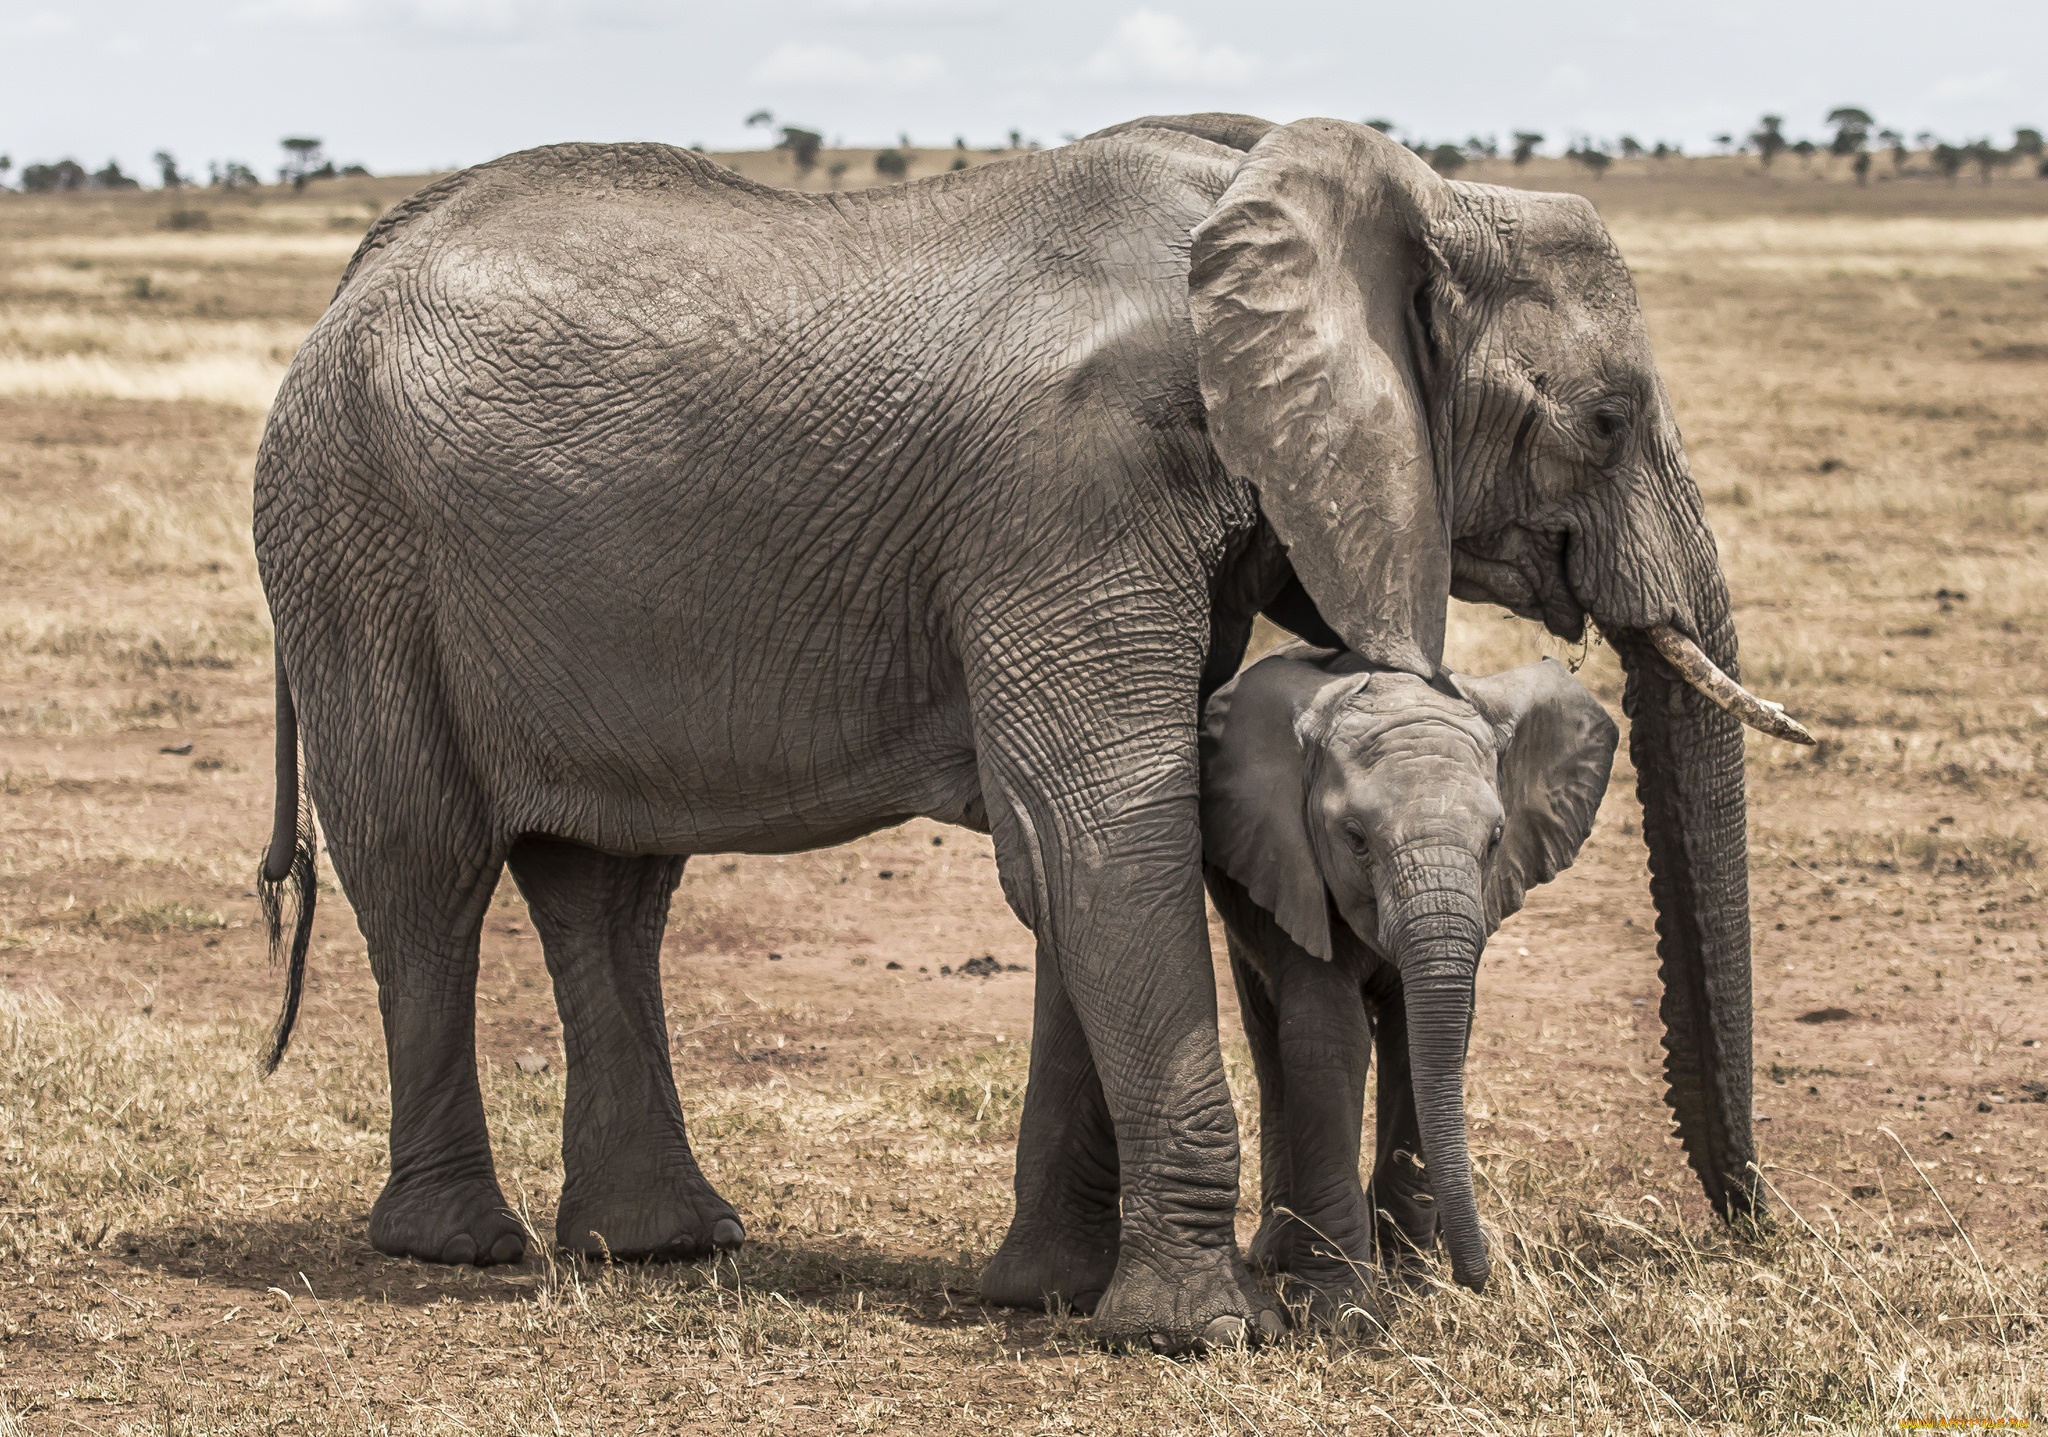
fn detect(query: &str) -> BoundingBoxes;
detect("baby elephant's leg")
[1269,946,1375,1320]
[1365,981,1442,1278]
[1225,932,1292,1276]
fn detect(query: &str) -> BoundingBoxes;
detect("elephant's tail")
[257,655,318,1076]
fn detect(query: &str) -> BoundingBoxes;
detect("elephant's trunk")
[1382,850,1490,1292]
[1613,605,1761,1220]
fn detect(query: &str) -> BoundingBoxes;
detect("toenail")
[442,1234,478,1265]
[1149,1333,1174,1355]
[712,1217,744,1249]
[1257,1309,1287,1340]
[1201,1315,1247,1351]
[488,1233,525,1265]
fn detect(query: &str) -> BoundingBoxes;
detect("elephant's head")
[1184,118,1807,1216]
[1202,646,1616,1290]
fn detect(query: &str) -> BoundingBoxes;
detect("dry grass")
[0,160,2044,1432]
[0,989,2039,1433]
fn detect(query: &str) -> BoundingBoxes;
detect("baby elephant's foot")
[979,1224,1120,1314]
[370,1171,527,1267]
[1091,1246,1286,1356]
[1281,1268,1384,1334]
[556,1178,743,1263]
[1246,1211,1297,1276]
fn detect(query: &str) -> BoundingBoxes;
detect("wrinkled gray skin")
[252,110,1763,1353]
[1201,646,1616,1317]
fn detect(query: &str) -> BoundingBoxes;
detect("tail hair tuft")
[257,789,317,1077]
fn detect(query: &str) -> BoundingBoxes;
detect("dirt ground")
[0,150,2042,1433]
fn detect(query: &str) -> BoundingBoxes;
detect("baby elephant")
[1200,643,1617,1314]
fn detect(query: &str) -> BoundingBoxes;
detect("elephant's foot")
[1090,1245,1285,1355]
[979,1222,1120,1314]
[1279,1262,1384,1333]
[1371,1147,1440,1282]
[555,1175,743,1262]
[370,1169,527,1267]
[1246,1210,1297,1275]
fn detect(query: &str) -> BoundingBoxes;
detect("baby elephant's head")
[1202,648,1619,1291]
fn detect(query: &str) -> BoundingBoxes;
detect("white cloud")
[750,43,948,89]
[236,0,664,36]
[1543,62,1590,96]
[1923,68,2011,103]
[1080,11,1257,88]
[3,8,80,37]
[811,0,996,19]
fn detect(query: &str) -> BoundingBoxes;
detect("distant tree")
[873,148,909,180]
[1853,151,1871,184]
[1712,133,1734,154]
[1750,114,1787,167]
[0,155,11,188]
[1619,135,1644,159]
[1462,134,1497,160]
[776,127,823,175]
[1879,129,1906,171]
[827,160,850,190]
[1826,107,1873,157]
[340,163,371,178]
[1424,144,1466,175]
[1791,139,1818,164]
[954,135,966,150]
[1511,131,1543,165]
[91,159,140,190]
[745,109,774,130]
[1931,144,1964,184]
[1566,142,1612,178]
[950,155,967,171]
[280,137,325,191]
[21,159,87,192]
[2015,128,2045,160]
[1652,141,1681,159]
[1007,128,1021,150]
[215,161,259,191]
[153,150,184,189]
[1965,139,2010,185]
[1362,118,1396,134]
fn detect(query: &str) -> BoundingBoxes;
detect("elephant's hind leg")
[340,837,525,1267]
[507,837,742,1261]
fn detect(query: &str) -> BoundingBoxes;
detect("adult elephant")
[253,111,1804,1352]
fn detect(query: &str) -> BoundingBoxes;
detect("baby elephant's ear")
[1450,658,1620,930]
[1201,648,1358,961]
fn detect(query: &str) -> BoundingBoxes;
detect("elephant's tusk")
[1646,626,1816,746]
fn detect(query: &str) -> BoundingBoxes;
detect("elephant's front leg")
[977,944,1121,1313]
[507,838,743,1261]
[1224,930,1295,1278]
[978,739,1280,1353]
[1267,948,1376,1321]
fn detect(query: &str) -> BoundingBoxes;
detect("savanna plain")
[0,153,2043,1434]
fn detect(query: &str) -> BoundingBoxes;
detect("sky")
[2,0,2042,181]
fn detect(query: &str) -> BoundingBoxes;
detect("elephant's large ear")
[1200,646,1359,961]
[1190,118,1454,678]
[1451,658,1620,930]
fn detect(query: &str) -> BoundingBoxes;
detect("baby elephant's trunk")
[1385,847,1491,1293]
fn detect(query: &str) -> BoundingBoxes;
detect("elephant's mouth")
[1451,531,1814,747]
[1449,529,1583,640]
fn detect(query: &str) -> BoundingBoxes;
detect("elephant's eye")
[1488,823,1504,853]
[1343,822,1370,857]
[1591,402,1633,459]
